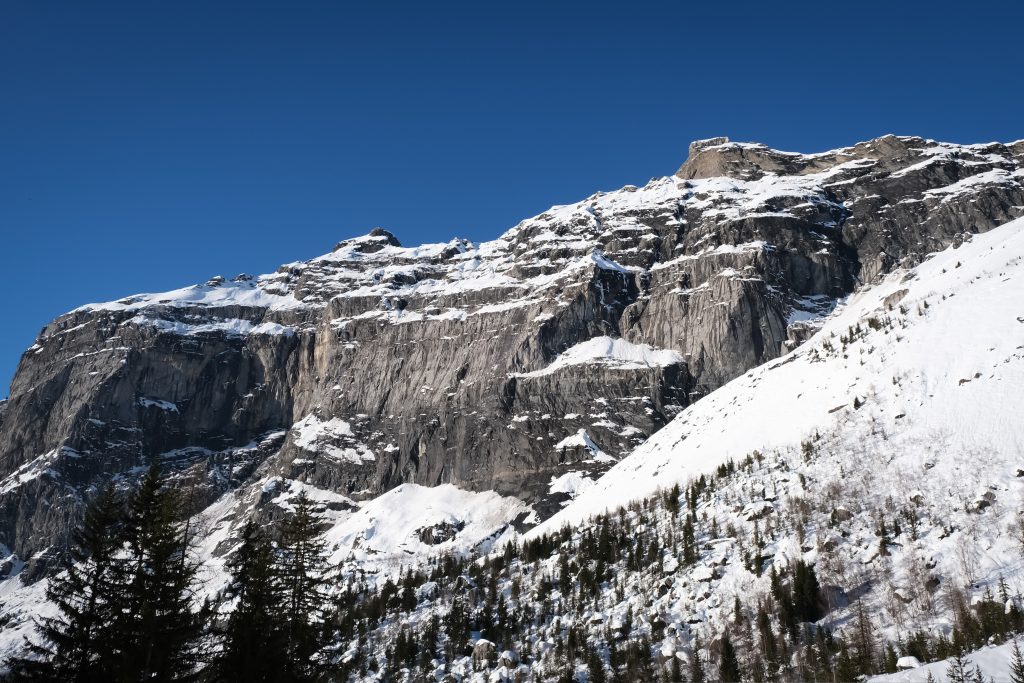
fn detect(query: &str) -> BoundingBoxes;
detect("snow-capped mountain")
[2,135,1024,678]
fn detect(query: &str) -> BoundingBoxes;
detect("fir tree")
[1010,638,1024,683]
[115,463,205,682]
[276,491,330,680]
[669,652,683,682]
[852,599,876,675]
[682,515,697,566]
[586,646,606,683]
[11,484,126,682]
[946,649,971,683]
[719,633,742,682]
[214,520,287,682]
[791,560,822,622]
[690,636,705,683]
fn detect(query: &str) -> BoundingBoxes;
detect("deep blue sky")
[2,1,1022,396]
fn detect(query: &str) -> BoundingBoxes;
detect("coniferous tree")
[791,560,822,622]
[945,649,971,683]
[214,520,287,682]
[690,636,705,683]
[833,641,859,683]
[115,463,204,682]
[682,515,697,566]
[11,485,126,682]
[719,633,742,682]
[586,646,606,683]
[851,599,876,675]
[276,491,329,680]
[1009,638,1024,683]
[669,652,683,682]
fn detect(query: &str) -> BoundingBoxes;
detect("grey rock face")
[2,135,1023,577]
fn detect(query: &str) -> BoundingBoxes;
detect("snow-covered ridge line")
[67,135,1023,321]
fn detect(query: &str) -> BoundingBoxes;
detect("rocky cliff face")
[2,134,1023,579]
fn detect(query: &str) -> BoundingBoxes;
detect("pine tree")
[669,652,683,682]
[214,520,288,682]
[682,515,697,566]
[276,491,329,680]
[1009,638,1024,683]
[883,643,898,673]
[756,606,777,664]
[719,633,742,682]
[792,560,822,622]
[11,484,126,681]
[115,462,204,682]
[690,635,705,683]
[587,646,606,683]
[946,649,971,683]
[852,599,876,675]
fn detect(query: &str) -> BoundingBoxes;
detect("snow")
[290,414,374,464]
[126,315,294,337]
[553,429,616,462]
[79,277,306,313]
[548,471,596,499]
[322,483,530,570]
[870,639,1021,682]
[651,241,768,271]
[515,336,683,378]
[534,216,1024,536]
[0,448,63,495]
[137,396,178,411]
[0,572,55,664]
[924,168,1020,202]
[895,655,922,670]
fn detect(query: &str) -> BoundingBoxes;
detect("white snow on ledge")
[553,429,616,462]
[548,471,596,499]
[291,414,375,464]
[137,397,178,412]
[125,315,295,338]
[514,336,683,378]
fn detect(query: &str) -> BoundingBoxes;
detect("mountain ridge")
[1,134,1023,587]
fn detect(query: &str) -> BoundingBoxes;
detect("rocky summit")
[2,134,1023,586]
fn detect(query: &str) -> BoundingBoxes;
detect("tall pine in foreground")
[114,463,204,682]
[11,484,126,682]
[214,520,288,683]
[276,491,330,681]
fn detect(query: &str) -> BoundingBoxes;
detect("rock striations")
[1,134,1023,580]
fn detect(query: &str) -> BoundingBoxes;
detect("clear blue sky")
[2,1,1022,396]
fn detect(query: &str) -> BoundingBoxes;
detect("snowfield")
[321,483,529,567]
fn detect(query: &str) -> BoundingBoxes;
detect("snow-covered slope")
[869,638,1022,682]
[535,216,1024,538]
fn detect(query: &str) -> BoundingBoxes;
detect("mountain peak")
[332,227,401,254]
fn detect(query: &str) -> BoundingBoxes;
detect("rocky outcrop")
[2,135,1023,578]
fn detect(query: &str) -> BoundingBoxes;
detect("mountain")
[1,135,1024,677]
